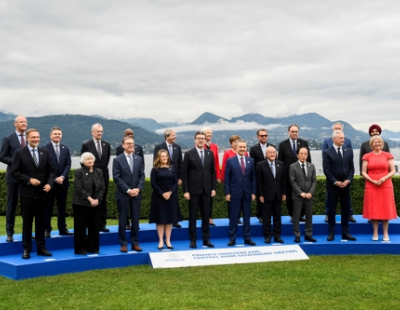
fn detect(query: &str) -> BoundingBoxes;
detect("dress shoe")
[6,234,13,242]
[294,237,300,243]
[132,245,142,252]
[44,231,51,238]
[164,242,173,250]
[120,245,128,253]
[299,217,306,222]
[59,229,74,235]
[22,250,30,259]
[238,220,243,225]
[305,236,317,242]
[173,223,182,228]
[372,236,378,241]
[327,233,335,241]
[126,224,131,230]
[75,251,87,255]
[324,215,329,222]
[228,240,236,246]
[100,226,110,232]
[190,241,197,248]
[37,249,52,257]
[244,240,256,246]
[158,246,164,250]
[258,218,263,223]
[349,216,357,223]
[342,234,356,241]
[87,250,99,254]
[383,238,390,242]
[203,240,214,248]
[264,238,271,244]
[274,237,284,243]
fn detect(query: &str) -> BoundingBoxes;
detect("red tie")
[20,134,26,147]
[240,157,245,175]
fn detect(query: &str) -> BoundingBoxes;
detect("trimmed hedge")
[1,171,400,219]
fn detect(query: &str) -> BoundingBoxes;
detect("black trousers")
[188,191,211,242]
[73,204,100,253]
[261,196,282,239]
[21,195,46,252]
[6,182,19,235]
[45,184,68,232]
[99,178,109,227]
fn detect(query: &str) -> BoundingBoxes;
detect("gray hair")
[163,128,175,140]
[201,126,212,133]
[332,130,344,139]
[91,123,103,131]
[80,152,96,164]
[332,122,344,130]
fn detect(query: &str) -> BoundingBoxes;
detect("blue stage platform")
[1,215,400,280]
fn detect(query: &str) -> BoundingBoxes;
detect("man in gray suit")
[289,147,317,243]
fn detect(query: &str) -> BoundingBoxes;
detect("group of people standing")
[0,116,397,259]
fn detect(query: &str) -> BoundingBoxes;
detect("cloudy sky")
[1,0,400,131]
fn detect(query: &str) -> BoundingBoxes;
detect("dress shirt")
[237,154,246,168]
[298,160,307,177]
[27,145,39,166]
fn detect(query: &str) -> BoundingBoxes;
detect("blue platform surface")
[1,215,400,280]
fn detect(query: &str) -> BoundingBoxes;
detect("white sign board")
[149,245,308,268]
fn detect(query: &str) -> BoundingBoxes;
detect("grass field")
[1,217,400,309]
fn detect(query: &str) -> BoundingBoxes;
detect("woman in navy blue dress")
[149,150,181,250]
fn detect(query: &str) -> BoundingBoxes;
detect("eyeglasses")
[258,135,268,137]
[195,138,205,140]
[124,143,134,145]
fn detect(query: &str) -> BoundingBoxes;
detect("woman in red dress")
[361,135,397,241]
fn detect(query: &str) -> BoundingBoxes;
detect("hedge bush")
[1,171,400,219]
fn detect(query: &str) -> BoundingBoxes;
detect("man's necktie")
[168,144,173,158]
[261,144,266,158]
[302,163,306,177]
[292,140,296,156]
[97,140,102,158]
[55,144,60,163]
[270,162,275,178]
[200,151,204,167]
[337,147,343,162]
[240,157,245,175]
[32,149,38,167]
[20,134,26,147]
[129,155,133,173]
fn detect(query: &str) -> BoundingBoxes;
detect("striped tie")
[32,149,38,167]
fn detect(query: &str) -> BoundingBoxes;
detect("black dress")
[149,167,182,224]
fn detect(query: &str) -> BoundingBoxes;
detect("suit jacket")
[112,153,145,200]
[322,137,352,152]
[182,148,216,195]
[224,156,256,200]
[116,144,144,166]
[154,141,183,179]
[10,146,56,198]
[323,145,354,187]
[359,140,390,174]
[81,139,111,179]
[0,132,24,183]
[278,139,311,176]
[256,159,286,202]
[249,142,275,168]
[289,161,317,200]
[72,166,105,207]
[42,142,71,188]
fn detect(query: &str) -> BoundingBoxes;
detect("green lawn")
[1,217,399,309]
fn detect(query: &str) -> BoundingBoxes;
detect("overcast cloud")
[1,0,400,131]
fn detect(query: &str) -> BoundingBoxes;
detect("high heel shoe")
[383,237,390,242]
[158,245,164,250]
[164,241,173,250]
[372,236,378,241]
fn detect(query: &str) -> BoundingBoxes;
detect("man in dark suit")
[322,122,356,223]
[0,115,28,242]
[249,128,275,223]
[323,130,356,242]
[116,128,144,230]
[11,128,56,259]
[278,124,311,222]
[257,146,286,244]
[113,137,145,252]
[42,126,73,238]
[81,123,111,232]
[183,131,216,248]
[153,128,183,228]
[225,140,256,246]
[289,147,317,243]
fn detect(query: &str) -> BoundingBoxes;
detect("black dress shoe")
[59,229,74,235]
[305,236,317,242]
[244,240,256,246]
[325,215,329,222]
[6,234,13,242]
[45,231,51,238]
[22,250,30,259]
[258,218,263,223]
[349,216,357,223]
[238,220,243,225]
[37,249,52,257]
[190,241,197,248]
[264,237,271,244]
[75,251,87,255]
[100,226,110,232]
[228,240,236,246]
[164,242,173,250]
[342,234,357,241]
[327,233,335,241]
[173,223,182,228]
[294,237,300,243]
[299,217,306,222]
[126,225,131,230]
[274,237,284,243]
[203,240,214,248]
